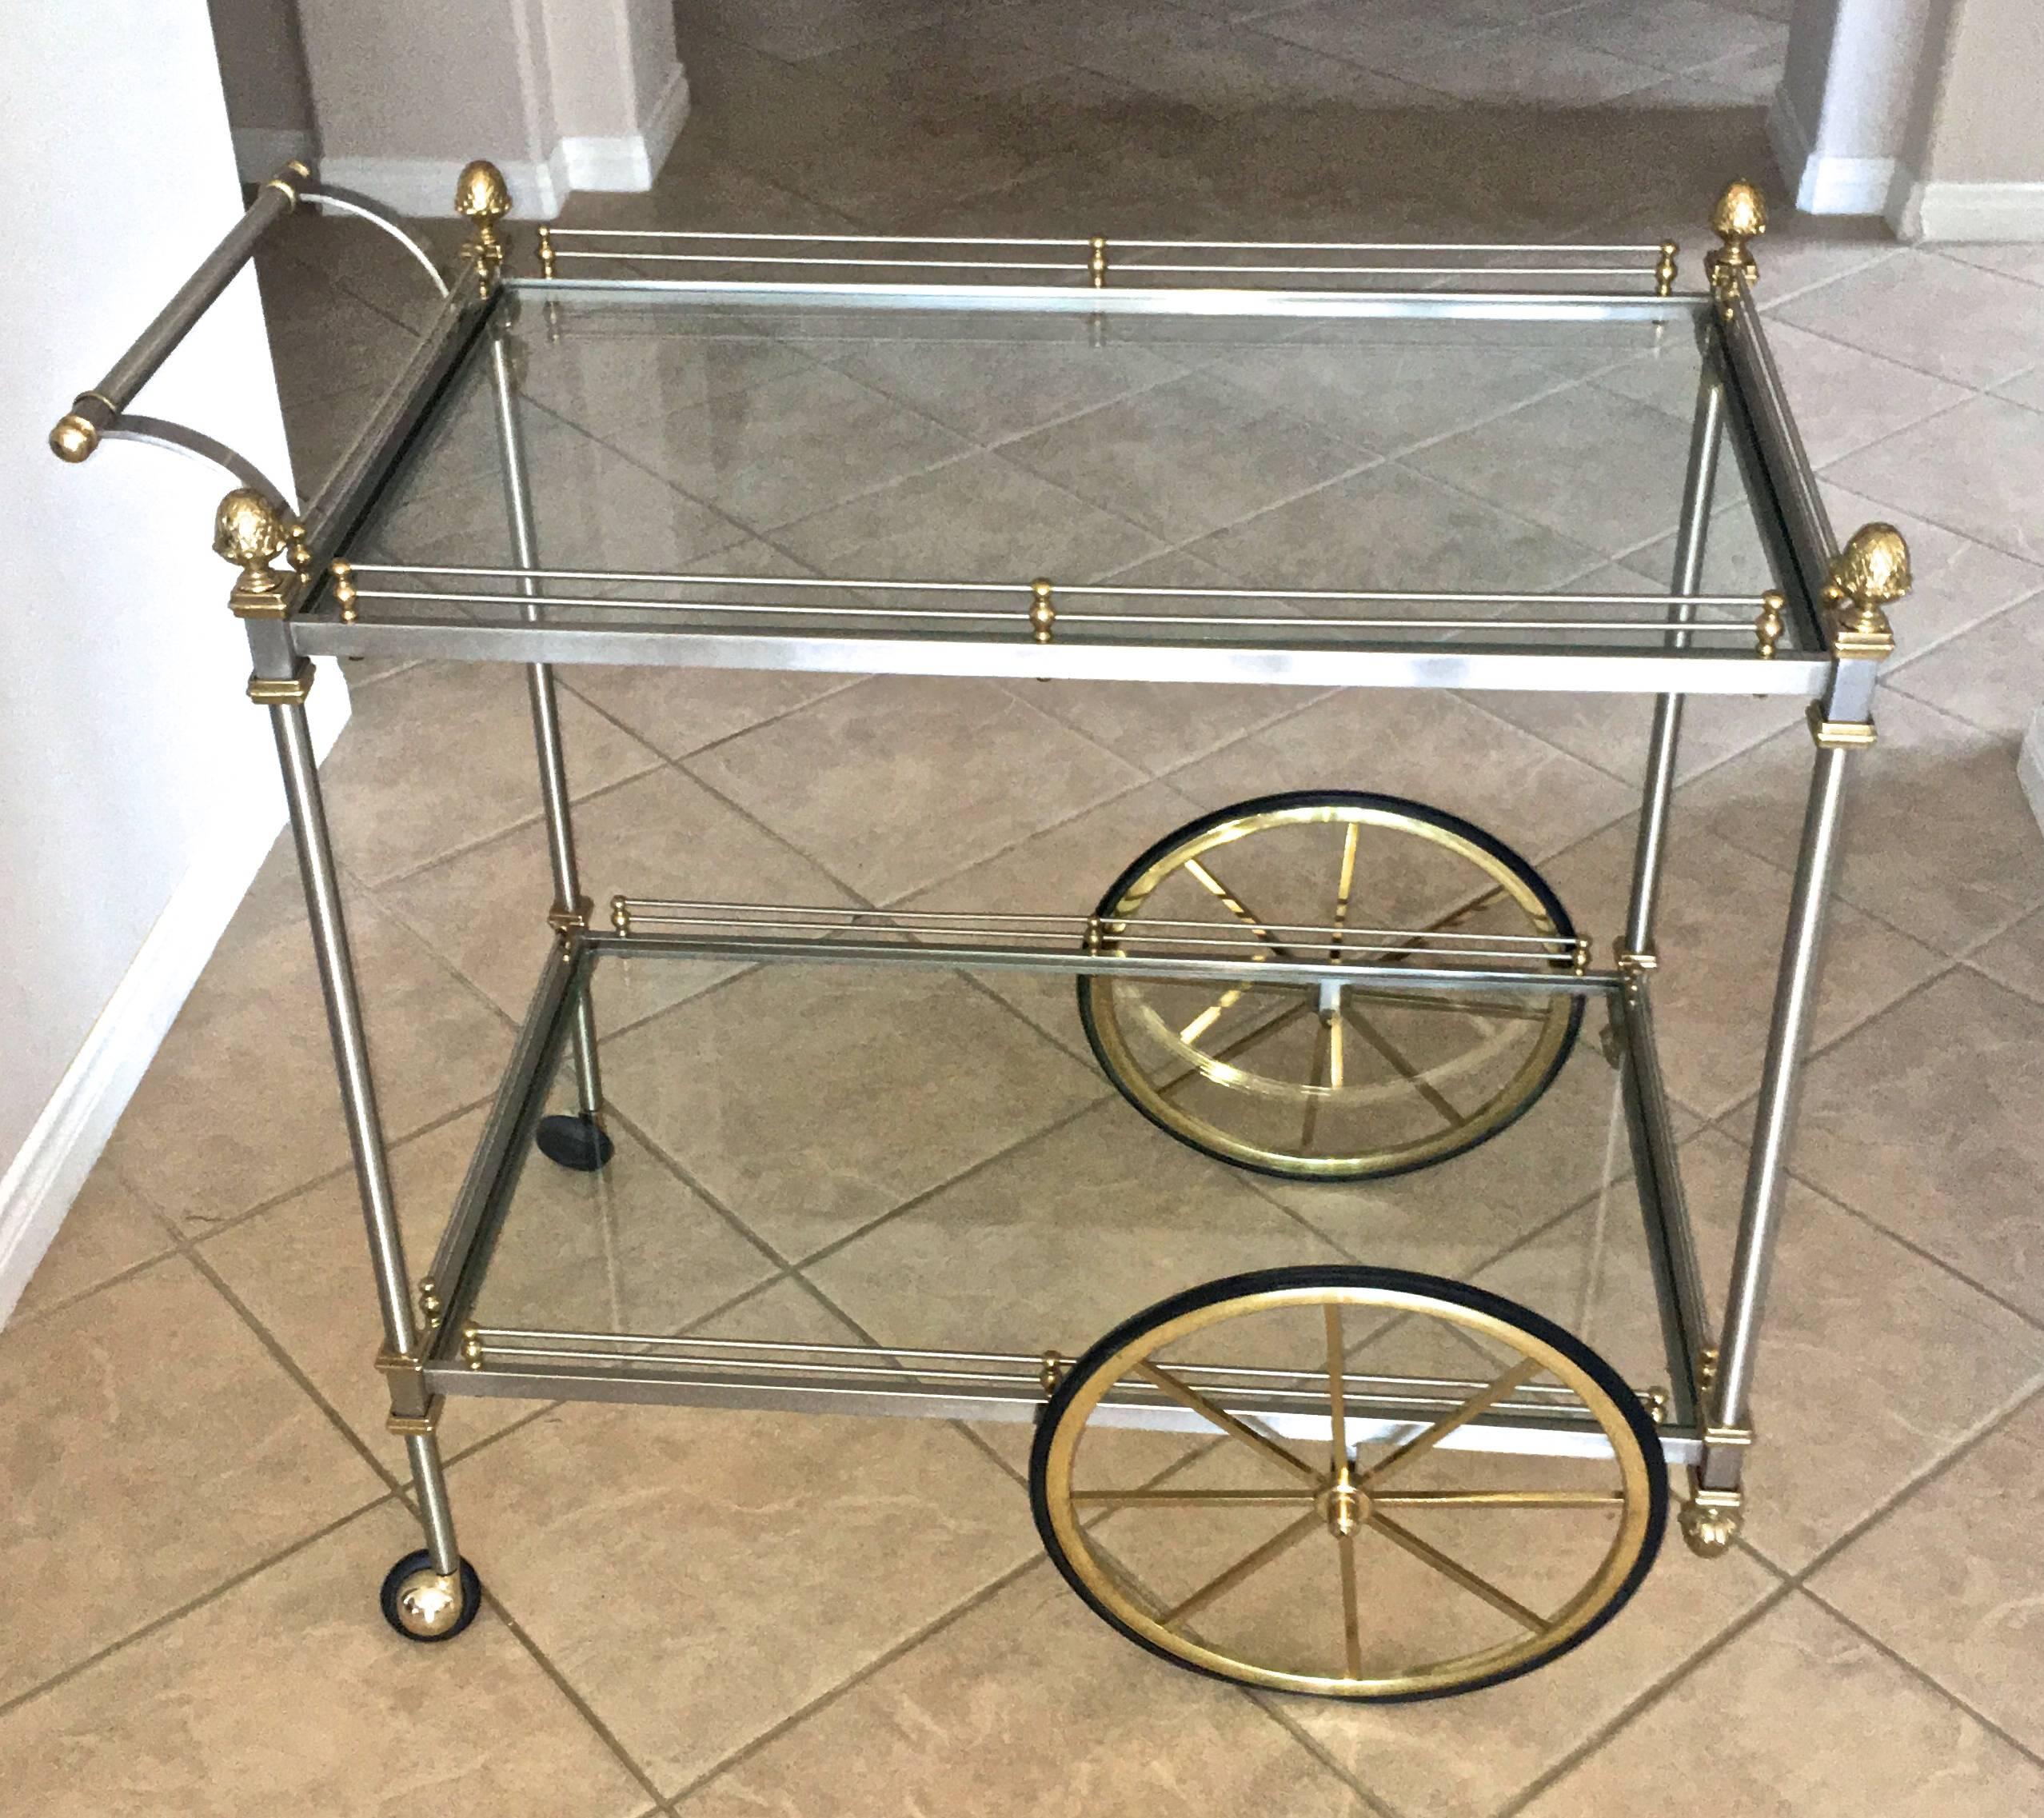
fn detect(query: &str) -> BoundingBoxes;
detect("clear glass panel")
[466,951,1676,1406]
[348,287,1790,649]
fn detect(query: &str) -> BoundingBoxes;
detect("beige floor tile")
[816,332,1188,448]
[1829,394,2044,567]
[1777,251,2044,390]
[1283,1513,1775,1818]
[601,961,1107,1259]
[1168,689,1637,868]
[1890,593,2044,738]
[102,900,512,1234]
[1680,695,2044,955]
[1968,910,2044,1006]
[265,285,420,412]
[451,1341,1039,1791]
[1540,0,1787,74]
[1739,319,1973,468]
[892,777,1213,1053]
[1407,381,1708,557]
[1188,461,1608,596]
[1518,1592,2044,1818]
[998,371,1373,543]
[772,446,1165,581]
[685,674,1145,902]
[1369,24,1670,102]
[806,1098,1353,1357]
[1472,686,1799,793]
[1687,1132,2043,1567]
[1790,968,2044,1322]
[677,1565,1371,1816]
[516,322,821,441]
[1544,817,1944,1117]
[381,765,855,1023]
[1812,1390,2044,1757]
[565,664,864,763]
[0,1257,384,1704]
[692,0,962,62]
[10,1164,172,1322]
[320,662,663,888]
[0,1500,650,1818]
[603,364,974,535]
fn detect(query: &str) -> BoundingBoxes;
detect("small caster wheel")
[536,1110,614,1173]
[1679,1496,1743,1559]
[380,1549,483,1642]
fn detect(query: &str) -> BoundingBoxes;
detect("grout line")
[0,1491,402,1724]
[665,1552,1052,1804]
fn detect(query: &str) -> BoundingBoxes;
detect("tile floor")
[12,0,2044,1811]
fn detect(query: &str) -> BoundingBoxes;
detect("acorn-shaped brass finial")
[214,488,289,602]
[1828,522,1910,637]
[454,159,512,266]
[1707,180,1766,288]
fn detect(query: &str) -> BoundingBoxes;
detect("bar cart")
[50,162,1913,1700]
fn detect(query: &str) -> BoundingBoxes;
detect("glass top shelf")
[317,253,1827,685]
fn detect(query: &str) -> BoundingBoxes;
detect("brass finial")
[1755,589,1786,659]
[462,1321,485,1370]
[537,223,557,279]
[1824,522,1910,655]
[454,159,512,268]
[1088,236,1108,290]
[330,558,358,623]
[1655,241,1678,297]
[285,521,313,575]
[214,488,290,608]
[50,411,99,461]
[418,1277,443,1330]
[610,894,631,935]
[1029,577,1056,643]
[1706,181,1766,289]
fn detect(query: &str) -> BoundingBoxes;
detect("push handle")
[48,160,311,463]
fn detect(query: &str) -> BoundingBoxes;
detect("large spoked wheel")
[1030,1265,1665,1701]
[1077,792,1583,1180]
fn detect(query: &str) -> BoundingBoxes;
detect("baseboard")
[1769,84,1894,215]
[234,126,318,186]
[319,146,571,220]
[1890,176,2044,242]
[561,63,693,192]
[0,673,350,1325]
[2021,710,2044,839]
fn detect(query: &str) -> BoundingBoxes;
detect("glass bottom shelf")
[421,934,1708,1466]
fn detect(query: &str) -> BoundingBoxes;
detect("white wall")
[0,1,347,1319]
[1770,0,1937,214]
[297,0,687,217]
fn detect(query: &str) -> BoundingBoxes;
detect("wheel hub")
[1316,1459,1367,1537]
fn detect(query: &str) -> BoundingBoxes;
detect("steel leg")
[269,699,462,1573]
[1625,369,1726,955]
[1684,741,1854,1555]
[487,322,608,1137]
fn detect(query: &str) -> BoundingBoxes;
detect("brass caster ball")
[380,1548,484,1642]
[1678,1499,1742,1560]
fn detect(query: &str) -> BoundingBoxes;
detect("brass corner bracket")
[1807,704,1876,749]
[247,660,315,706]
[548,896,594,935]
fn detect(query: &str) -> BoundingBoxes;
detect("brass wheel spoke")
[1323,1305,1349,1473]
[1382,884,1510,963]
[1180,979,1255,1047]
[1339,1001,1463,1129]
[1134,1361,1320,1486]
[1355,1356,1547,1489]
[1070,1488,1317,1507]
[1367,1489,1625,1509]
[1161,996,1314,1098]
[1329,822,1359,960]
[1182,859,1306,962]
[1337,1528,1364,1678]
[1300,1014,1333,1150]
[1160,1511,1321,1626]
[1365,1512,1549,1633]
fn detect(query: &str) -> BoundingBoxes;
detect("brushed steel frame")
[58,194,1872,1585]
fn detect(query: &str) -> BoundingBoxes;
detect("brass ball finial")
[213,488,289,600]
[1707,180,1766,289]
[454,158,512,266]
[50,412,99,462]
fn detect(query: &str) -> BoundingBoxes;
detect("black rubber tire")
[1028,1262,1667,1702]
[1076,789,1584,1181]
[378,1548,485,1644]
[536,1110,616,1173]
